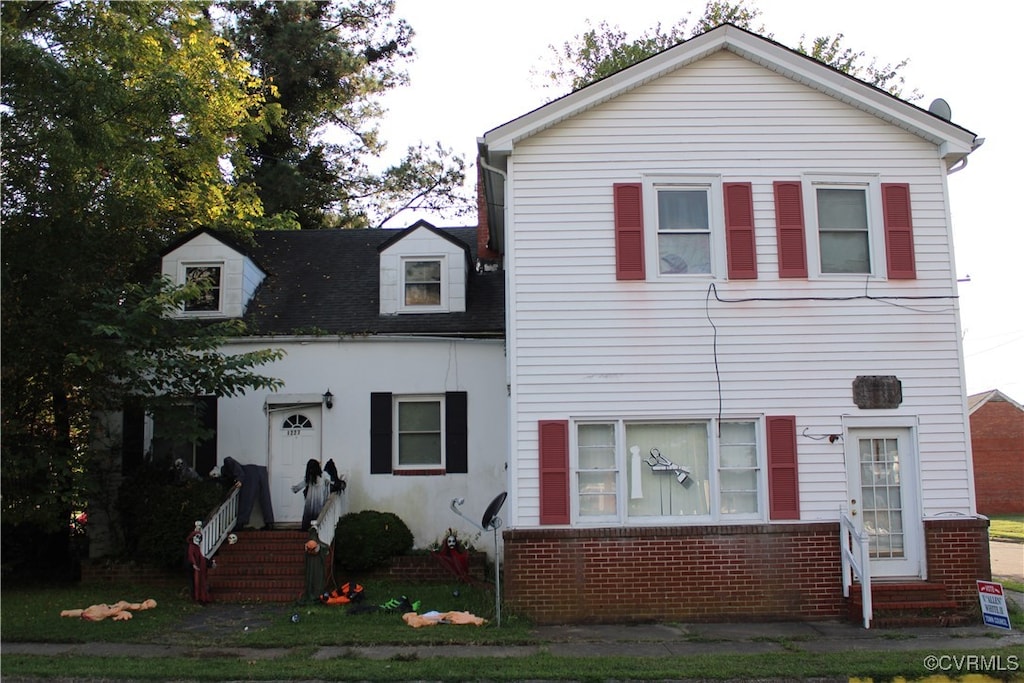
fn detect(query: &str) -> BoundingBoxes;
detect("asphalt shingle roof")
[241,227,504,338]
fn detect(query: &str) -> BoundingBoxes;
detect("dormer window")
[184,264,223,313]
[378,221,468,316]
[403,258,443,307]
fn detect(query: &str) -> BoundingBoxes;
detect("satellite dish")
[928,98,952,121]
[481,491,507,530]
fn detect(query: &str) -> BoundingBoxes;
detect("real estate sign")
[977,580,1011,630]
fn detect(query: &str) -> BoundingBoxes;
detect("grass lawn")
[0,579,536,647]
[989,515,1024,542]
[3,578,1023,681]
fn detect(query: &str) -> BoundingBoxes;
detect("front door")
[269,409,321,526]
[845,427,923,579]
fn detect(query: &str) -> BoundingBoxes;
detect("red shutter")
[724,182,757,279]
[766,415,800,520]
[773,181,808,278]
[613,183,645,280]
[538,420,570,525]
[882,183,916,279]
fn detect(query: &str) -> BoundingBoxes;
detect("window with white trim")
[183,264,223,313]
[401,257,445,311]
[805,178,885,277]
[395,396,444,469]
[574,418,763,523]
[645,177,723,278]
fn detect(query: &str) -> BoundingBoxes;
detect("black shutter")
[445,391,468,473]
[194,396,218,477]
[370,392,393,474]
[121,402,145,475]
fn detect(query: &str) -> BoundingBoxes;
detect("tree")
[218,0,469,228]
[541,0,918,99]
[0,0,287,544]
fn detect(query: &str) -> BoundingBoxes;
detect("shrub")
[117,462,225,570]
[333,510,413,573]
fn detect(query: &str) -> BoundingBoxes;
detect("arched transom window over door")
[282,414,314,436]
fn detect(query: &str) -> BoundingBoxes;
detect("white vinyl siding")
[503,50,970,526]
[163,232,265,319]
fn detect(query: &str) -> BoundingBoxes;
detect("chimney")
[476,164,500,262]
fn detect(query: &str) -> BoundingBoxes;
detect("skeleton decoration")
[644,448,693,487]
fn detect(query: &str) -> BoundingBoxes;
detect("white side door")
[269,410,321,525]
[845,427,923,579]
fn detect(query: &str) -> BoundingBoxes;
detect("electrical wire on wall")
[703,281,961,426]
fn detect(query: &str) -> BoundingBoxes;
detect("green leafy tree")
[0,1,288,543]
[219,0,469,228]
[541,0,918,99]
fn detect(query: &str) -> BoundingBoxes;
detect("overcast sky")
[374,0,1023,400]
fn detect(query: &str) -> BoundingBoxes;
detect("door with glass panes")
[844,428,923,578]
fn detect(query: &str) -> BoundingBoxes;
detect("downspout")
[476,145,513,528]
[948,136,985,175]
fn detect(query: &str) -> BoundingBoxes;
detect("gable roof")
[377,219,472,257]
[968,389,1024,415]
[479,23,980,169]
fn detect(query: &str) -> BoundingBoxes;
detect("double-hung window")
[183,264,223,313]
[402,257,444,310]
[573,418,764,523]
[655,187,712,275]
[370,391,467,475]
[815,186,871,274]
[395,396,444,470]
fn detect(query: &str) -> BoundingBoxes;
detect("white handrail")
[200,483,241,559]
[313,491,345,547]
[840,511,872,628]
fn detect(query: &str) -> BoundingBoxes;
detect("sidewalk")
[4,613,1022,661]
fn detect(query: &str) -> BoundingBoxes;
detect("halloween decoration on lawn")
[222,456,276,531]
[431,528,471,582]
[186,525,212,604]
[402,610,486,628]
[301,524,328,604]
[60,599,157,621]
[292,459,333,531]
[323,458,346,493]
[321,582,364,606]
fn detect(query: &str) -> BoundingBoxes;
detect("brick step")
[214,565,304,578]
[847,581,970,627]
[209,530,312,603]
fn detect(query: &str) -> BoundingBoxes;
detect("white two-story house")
[478,24,987,624]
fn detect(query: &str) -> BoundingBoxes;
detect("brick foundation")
[924,517,991,610]
[502,519,993,624]
[81,552,488,587]
[502,523,844,624]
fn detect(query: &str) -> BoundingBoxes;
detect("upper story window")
[814,186,871,274]
[403,258,443,308]
[613,177,733,282]
[184,264,223,313]
[656,187,712,275]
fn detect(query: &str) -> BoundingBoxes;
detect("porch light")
[323,389,334,410]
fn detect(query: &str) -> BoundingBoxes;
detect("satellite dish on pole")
[481,492,507,530]
[449,491,508,626]
[928,98,952,121]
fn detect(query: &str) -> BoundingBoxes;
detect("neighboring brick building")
[969,390,1024,515]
